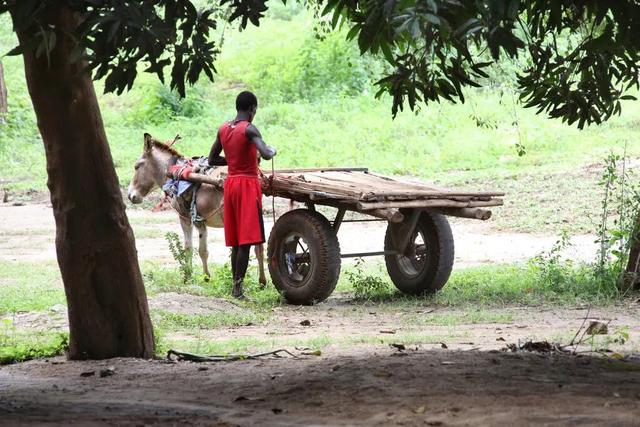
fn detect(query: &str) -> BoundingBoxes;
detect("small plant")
[165,231,193,284]
[594,149,640,290]
[530,230,574,292]
[346,258,393,302]
[0,327,69,365]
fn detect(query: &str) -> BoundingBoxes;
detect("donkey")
[127,133,266,285]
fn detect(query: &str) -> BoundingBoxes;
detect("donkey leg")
[255,243,267,288]
[179,216,194,279]
[196,223,211,280]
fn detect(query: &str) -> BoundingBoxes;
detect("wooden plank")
[369,209,405,223]
[357,198,504,210]
[359,189,506,200]
[271,167,369,173]
[427,207,493,220]
[181,172,224,187]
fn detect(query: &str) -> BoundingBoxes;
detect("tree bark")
[626,210,640,290]
[12,8,154,359]
[0,60,7,124]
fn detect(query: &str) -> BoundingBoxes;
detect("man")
[208,91,277,299]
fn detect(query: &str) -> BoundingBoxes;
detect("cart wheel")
[384,211,454,295]
[268,209,341,304]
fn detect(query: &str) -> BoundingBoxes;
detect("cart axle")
[340,250,399,258]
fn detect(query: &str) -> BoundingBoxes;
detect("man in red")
[208,91,277,299]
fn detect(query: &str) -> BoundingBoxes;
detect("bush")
[127,82,206,125]
[346,259,394,302]
[217,14,386,102]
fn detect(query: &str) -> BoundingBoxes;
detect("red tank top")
[218,120,258,176]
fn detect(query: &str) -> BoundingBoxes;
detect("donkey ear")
[143,133,153,152]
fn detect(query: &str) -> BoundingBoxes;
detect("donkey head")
[127,133,175,204]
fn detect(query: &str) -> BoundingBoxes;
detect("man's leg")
[232,244,251,298]
[231,246,238,279]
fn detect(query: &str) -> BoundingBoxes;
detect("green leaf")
[4,45,23,57]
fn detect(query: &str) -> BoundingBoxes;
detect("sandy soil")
[1,348,639,426]
[3,296,640,425]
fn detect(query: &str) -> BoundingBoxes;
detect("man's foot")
[232,279,245,299]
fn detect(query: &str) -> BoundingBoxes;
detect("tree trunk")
[12,8,154,359]
[626,210,640,290]
[0,60,7,124]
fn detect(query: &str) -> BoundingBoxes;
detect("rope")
[271,158,276,224]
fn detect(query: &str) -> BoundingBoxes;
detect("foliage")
[3,1,640,129]
[165,231,194,283]
[1,0,225,97]
[0,319,68,364]
[217,17,385,101]
[345,258,394,302]
[127,83,207,125]
[522,151,640,298]
[594,150,640,287]
[317,0,640,128]
[143,261,283,307]
[529,231,575,291]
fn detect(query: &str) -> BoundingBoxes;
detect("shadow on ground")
[1,348,639,426]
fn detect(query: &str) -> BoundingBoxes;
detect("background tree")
[0,0,223,359]
[1,0,638,361]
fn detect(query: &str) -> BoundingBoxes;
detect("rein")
[271,158,276,224]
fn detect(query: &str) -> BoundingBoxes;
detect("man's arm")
[246,124,277,160]
[208,132,227,166]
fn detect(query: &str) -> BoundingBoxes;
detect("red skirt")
[223,176,265,247]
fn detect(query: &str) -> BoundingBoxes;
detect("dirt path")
[1,348,639,426]
[0,202,599,266]
[3,296,640,425]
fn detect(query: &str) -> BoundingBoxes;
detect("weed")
[346,259,394,302]
[0,320,68,364]
[529,231,579,294]
[143,261,283,306]
[593,150,640,289]
[165,231,193,283]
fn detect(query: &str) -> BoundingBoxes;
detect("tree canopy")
[2,0,639,128]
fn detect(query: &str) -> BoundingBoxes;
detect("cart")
[256,167,504,305]
[187,167,503,304]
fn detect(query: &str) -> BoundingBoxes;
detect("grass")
[405,310,515,327]
[143,262,284,307]
[0,322,68,364]
[0,257,632,362]
[157,329,468,357]
[0,257,623,318]
[152,310,266,331]
[0,261,66,314]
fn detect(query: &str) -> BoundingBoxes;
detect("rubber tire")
[384,211,455,295]
[268,209,341,304]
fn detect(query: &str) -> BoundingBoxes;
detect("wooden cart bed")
[260,167,504,221]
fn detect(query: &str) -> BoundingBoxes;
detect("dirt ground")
[1,347,640,426]
[3,296,640,425]
[1,200,639,426]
